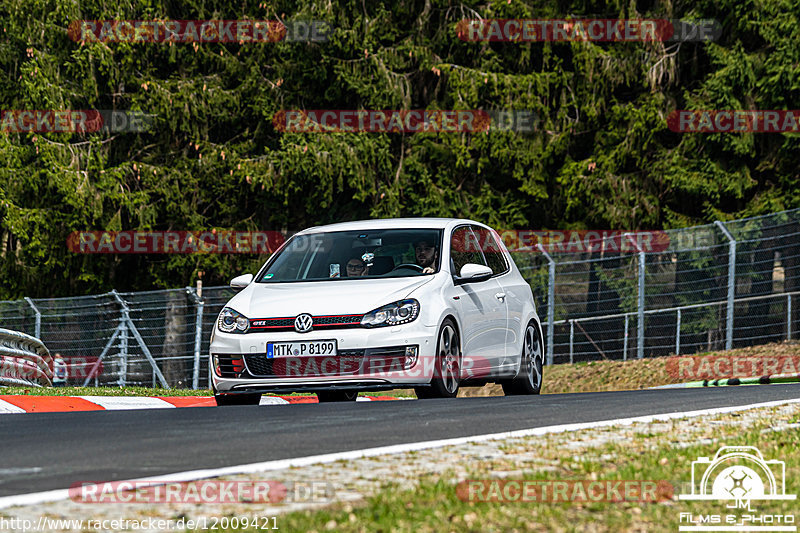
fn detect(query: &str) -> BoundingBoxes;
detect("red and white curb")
[0,395,400,413]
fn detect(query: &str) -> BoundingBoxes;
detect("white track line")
[0,399,25,413]
[259,396,290,405]
[1,396,799,510]
[77,396,175,410]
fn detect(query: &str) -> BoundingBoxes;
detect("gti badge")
[294,313,313,333]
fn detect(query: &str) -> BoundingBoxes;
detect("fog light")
[213,355,220,375]
[404,345,419,369]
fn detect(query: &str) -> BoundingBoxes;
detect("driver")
[345,256,369,277]
[414,240,438,274]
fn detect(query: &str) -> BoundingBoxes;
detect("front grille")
[362,346,408,373]
[244,350,365,378]
[365,346,407,357]
[218,346,414,379]
[313,315,363,327]
[242,356,273,376]
[249,317,294,330]
[248,314,363,332]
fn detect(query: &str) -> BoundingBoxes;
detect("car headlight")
[217,307,250,333]
[361,299,420,328]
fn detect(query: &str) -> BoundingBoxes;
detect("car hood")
[227,276,435,317]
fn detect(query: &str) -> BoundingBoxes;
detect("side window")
[473,226,509,275]
[450,226,486,275]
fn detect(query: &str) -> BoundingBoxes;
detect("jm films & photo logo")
[677,446,796,532]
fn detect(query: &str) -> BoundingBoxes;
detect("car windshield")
[255,229,443,283]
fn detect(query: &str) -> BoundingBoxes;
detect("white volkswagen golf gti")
[210,218,544,405]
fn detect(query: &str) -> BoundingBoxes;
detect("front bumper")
[210,323,438,393]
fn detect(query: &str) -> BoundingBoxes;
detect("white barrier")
[0,328,53,387]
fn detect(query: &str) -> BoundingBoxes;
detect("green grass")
[223,412,800,532]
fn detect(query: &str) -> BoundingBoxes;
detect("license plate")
[267,340,337,358]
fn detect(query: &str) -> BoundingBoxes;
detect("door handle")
[495,292,506,301]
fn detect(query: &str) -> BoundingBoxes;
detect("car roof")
[299,218,483,234]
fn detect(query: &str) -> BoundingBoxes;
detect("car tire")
[316,391,359,402]
[214,392,262,406]
[501,322,543,396]
[415,318,461,399]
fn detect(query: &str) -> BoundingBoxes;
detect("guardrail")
[0,328,53,387]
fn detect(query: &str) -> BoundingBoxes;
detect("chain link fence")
[0,286,237,389]
[516,209,800,365]
[1,209,799,388]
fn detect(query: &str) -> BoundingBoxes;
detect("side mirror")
[456,263,493,284]
[230,273,253,288]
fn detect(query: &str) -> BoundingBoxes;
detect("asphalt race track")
[2,385,800,497]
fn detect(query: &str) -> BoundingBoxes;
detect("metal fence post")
[638,250,645,359]
[569,320,574,364]
[626,234,645,359]
[537,244,555,366]
[111,290,169,388]
[119,314,128,387]
[714,221,736,351]
[788,294,792,341]
[111,291,129,387]
[187,287,204,390]
[623,315,628,361]
[675,308,681,355]
[23,297,41,339]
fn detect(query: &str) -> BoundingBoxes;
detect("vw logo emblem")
[294,313,313,333]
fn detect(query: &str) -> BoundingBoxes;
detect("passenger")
[345,257,369,277]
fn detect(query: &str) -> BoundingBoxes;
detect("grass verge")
[232,406,800,532]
